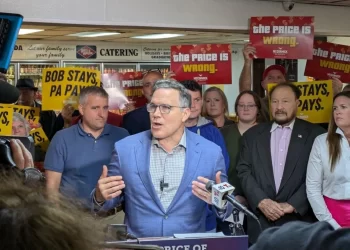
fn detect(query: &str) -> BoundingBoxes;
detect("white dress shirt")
[306,129,350,229]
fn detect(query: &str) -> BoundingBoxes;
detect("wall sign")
[11,43,171,62]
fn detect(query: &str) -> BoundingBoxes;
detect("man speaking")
[92,79,233,237]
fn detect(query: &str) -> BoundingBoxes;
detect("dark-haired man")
[180,79,229,233]
[236,82,325,244]
[15,78,56,138]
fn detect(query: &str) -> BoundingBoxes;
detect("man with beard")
[236,83,325,244]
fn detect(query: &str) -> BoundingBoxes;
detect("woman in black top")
[202,87,234,128]
[218,90,267,235]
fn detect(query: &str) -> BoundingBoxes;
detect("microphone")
[205,181,259,222]
[117,231,138,240]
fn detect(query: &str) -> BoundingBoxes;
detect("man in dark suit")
[122,70,163,135]
[16,78,56,138]
[237,82,326,244]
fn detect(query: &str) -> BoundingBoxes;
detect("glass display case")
[139,63,170,78]
[19,62,59,102]
[63,62,102,71]
[103,63,137,74]
[5,63,16,85]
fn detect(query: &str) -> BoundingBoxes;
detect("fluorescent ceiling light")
[244,39,250,42]
[67,32,120,37]
[18,29,44,35]
[132,34,185,39]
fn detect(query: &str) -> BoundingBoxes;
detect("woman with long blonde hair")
[202,87,234,128]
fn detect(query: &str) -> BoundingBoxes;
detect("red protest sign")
[102,71,147,115]
[249,16,314,59]
[170,44,232,85]
[304,41,350,82]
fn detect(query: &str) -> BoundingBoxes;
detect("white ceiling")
[256,0,350,6]
[18,23,249,45]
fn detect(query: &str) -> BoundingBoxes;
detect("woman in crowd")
[12,112,31,136]
[307,91,350,229]
[11,112,45,166]
[202,87,234,128]
[218,90,266,234]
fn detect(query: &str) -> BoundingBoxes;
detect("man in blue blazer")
[92,79,233,237]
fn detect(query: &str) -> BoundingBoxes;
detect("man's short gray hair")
[12,112,30,135]
[151,79,192,108]
[79,86,109,105]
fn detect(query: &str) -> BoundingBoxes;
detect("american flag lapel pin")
[298,134,302,138]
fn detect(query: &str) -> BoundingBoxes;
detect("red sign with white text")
[304,41,350,82]
[170,44,232,85]
[102,71,147,115]
[249,16,314,59]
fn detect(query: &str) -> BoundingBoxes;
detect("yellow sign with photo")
[267,80,333,124]
[0,104,40,125]
[0,107,13,136]
[41,67,101,111]
[29,127,50,152]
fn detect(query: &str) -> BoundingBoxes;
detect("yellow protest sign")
[29,127,50,151]
[267,80,333,124]
[41,67,101,111]
[0,104,40,125]
[0,107,14,136]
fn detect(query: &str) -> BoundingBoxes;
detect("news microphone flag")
[211,182,235,209]
[0,13,23,74]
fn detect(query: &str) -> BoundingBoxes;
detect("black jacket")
[122,105,150,135]
[35,101,56,138]
[250,221,350,250]
[237,118,326,243]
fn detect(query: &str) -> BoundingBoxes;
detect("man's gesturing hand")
[95,165,125,203]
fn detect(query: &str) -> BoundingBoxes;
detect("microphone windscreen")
[0,80,19,103]
[205,180,215,192]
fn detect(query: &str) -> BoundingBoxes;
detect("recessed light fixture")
[131,34,185,39]
[18,29,44,35]
[67,32,120,37]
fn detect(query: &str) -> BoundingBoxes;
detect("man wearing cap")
[0,74,37,172]
[15,78,56,138]
[239,43,343,120]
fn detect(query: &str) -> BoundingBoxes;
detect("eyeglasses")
[147,103,186,114]
[142,69,162,76]
[237,104,257,110]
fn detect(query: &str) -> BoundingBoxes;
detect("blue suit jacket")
[100,129,231,237]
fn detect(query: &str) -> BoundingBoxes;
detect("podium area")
[103,236,248,250]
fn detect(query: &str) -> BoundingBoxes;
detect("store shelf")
[19,73,43,76]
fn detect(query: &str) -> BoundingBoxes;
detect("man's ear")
[182,108,191,123]
[78,104,84,116]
